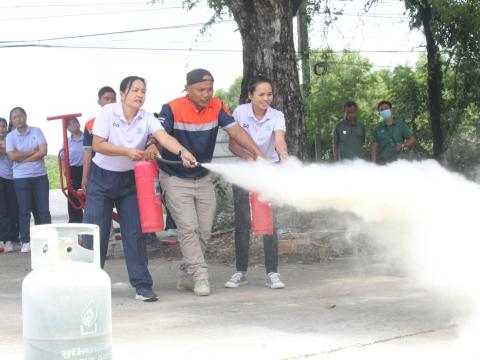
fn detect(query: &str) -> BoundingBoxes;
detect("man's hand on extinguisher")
[178,148,197,168]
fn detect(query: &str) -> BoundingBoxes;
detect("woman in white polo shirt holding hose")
[83,75,196,302]
[225,74,289,289]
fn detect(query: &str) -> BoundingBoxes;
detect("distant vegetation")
[46,155,60,189]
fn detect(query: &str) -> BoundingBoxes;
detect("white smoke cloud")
[204,158,480,358]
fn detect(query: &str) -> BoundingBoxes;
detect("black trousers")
[0,177,19,243]
[68,165,83,223]
[232,185,278,274]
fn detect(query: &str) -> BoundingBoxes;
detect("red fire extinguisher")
[134,160,164,233]
[250,192,273,235]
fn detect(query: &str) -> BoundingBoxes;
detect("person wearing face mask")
[332,101,365,161]
[224,74,288,290]
[59,117,84,223]
[83,76,197,302]
[371,100,416,164]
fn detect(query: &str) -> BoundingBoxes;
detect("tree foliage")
[214,76,242,112]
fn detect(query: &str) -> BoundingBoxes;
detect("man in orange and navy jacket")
[148,68,263,297]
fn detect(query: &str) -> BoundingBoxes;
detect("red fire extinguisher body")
[249,192,273,235]
[134,160,164,233]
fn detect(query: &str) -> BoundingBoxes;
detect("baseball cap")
[186,68,214,85]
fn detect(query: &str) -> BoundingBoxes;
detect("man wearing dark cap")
[148,68,263,296]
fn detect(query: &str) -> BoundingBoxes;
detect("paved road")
[0,190,472,359]
[0,252,466,360]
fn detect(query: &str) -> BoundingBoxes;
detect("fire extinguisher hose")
[155,154,200,167]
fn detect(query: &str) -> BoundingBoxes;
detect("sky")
[0,0,425,154]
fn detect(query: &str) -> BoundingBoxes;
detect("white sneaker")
[224,271,248,288]
[21,243,31,253]
[193,279,210,296]
[266,272,285,289]
[5,241,20,253]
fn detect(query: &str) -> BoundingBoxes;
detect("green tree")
[307,49,385,159]
[214,76,242,111]
[183,0,307,158]
[404,0,480,158]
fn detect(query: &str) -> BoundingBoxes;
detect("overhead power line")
[0,21,232,44]
[0,43,242,52]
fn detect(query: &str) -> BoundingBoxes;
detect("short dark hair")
[119,76,146,94]
[247,74,272,95]
[98,86,116,100]
[0,117,7,127]
[377,100,392,110]
[343,101,357,110]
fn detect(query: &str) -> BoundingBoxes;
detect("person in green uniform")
[332,101,365,161]
[371,100,416,164]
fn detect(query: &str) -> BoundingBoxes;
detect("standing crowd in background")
[0,69,417,302]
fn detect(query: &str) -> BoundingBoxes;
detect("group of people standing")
[332,100,416,163]
[2,70,415,302]
[77,69,289,302]
[0,108,51,253]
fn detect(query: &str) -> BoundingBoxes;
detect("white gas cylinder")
[22,224,112,360]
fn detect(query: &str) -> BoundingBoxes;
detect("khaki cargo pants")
[159,170,216,281]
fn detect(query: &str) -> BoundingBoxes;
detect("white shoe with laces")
[266,272,285,289]
[21,243,31,253]
[224,271,248,288]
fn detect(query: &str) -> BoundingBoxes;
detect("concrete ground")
[0,191,468,359]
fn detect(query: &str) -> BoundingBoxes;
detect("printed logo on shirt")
[265,125,272,132]
[113,121,120,128]
[136,127,144,135]
[242,123,249,129]
[158,116,166,124]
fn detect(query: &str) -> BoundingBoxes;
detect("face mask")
[379,109,392,120]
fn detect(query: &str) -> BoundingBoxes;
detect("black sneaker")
[135,286,158,302]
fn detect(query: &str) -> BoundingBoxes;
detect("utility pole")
[297,1,310,98]
[297,1,320,159]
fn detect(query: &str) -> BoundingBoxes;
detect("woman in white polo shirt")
[224,74,289,290]
[83,75,196,302]
[6,107,51,253]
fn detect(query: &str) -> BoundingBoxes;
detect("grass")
[46,155,60,189]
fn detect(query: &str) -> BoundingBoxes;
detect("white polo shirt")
[232,103,286,162]
[92,103,164,172]
[6,126,48,179]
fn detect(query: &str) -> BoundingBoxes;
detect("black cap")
[186,68,214,85]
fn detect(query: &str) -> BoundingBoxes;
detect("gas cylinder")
[134,160,164,233]
[249,192,273,235]
[22,224,112,360]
